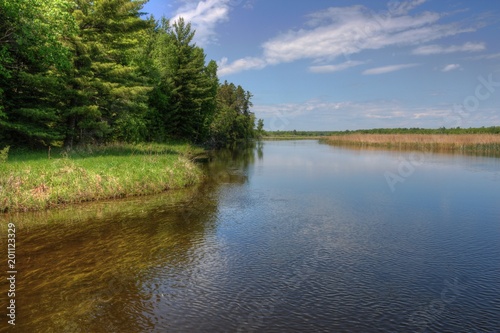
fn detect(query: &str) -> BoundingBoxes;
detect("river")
[1,140,499,332]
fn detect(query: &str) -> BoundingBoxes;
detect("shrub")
[0,146,10,163]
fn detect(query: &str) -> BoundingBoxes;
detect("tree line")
[267,126,500,137]
[0,0,261,149]
[336,127,500,135]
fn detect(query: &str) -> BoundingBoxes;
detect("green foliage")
[0,1,256,149]
[209,81,256,147]
[256,119,265,137]
[0,0,77,147]
[145,18,217,142]
[0,145,9,163]
[0,0,77,73]
[1,71,67,146]
[63,0,152,147]
[210,106,239,144]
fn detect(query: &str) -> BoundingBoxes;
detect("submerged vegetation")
[0,143,203,212]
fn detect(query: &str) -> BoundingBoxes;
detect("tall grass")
[0,143,204,212]
[324,134,500,154]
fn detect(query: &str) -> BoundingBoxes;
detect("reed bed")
[324,134,500,153]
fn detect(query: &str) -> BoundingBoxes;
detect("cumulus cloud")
[412,42,486,55]
[363,63,419,75]
[441,64,461,72]
[172,0,232,45]
[219,0,478,75]
[217,56,267,76]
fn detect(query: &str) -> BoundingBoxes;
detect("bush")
[0,146,10,163]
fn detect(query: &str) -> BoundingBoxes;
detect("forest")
[0,0,261,149]
[265,126,500,138]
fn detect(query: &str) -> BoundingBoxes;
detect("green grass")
[0,142,205,212]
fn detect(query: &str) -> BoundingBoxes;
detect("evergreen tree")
[210,81,256,146]
[256,119,265,137]
[64,0,153,147]
[166,18,216,141]
[200,59,219,140]
[144,18,177,142]
[0,0,76,146]
[0,1,256,148]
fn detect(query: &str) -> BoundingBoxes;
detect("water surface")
[1,140,499,332]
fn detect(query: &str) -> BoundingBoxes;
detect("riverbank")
[323,134,500,154]
[0,143,204,212]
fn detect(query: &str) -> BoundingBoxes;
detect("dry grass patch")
[325,134,500,153]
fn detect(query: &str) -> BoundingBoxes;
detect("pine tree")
[0,0,255,148]
[144,18,177,142]
[64,0,153,146]
[166,18,216,141]
[0,0,76,147]
[210,81,256,146]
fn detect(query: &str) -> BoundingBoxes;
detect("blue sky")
[143,0,500,131]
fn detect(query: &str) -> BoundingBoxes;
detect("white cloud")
[261,7,444,65]
[412,42,486,55]
[219,0,479,75]
[217,56,267,76]
[309,60,366,73]
[441,64,461,72]
[363,63,419,75]
[468,52,500,60]
[387,0,427,15]
[172,0,231,46]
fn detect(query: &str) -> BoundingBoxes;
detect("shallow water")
[1,140,499,332]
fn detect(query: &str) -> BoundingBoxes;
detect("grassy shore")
[323,134,500,154]
[0,142,204,212]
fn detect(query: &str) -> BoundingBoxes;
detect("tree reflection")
[205,141,261,185]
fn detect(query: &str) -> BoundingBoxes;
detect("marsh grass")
[0,143,204,212]
[324,134,500,154]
